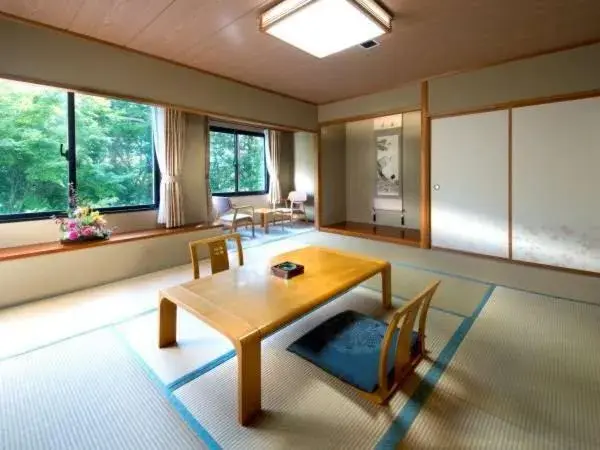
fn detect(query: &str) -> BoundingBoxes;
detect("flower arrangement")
[55,184,115,243]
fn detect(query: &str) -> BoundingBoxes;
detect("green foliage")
[0,81,68,214]
[209,131,236,194]
[75,94,154,208]
[209,130,266,194]
[0,79,155,216]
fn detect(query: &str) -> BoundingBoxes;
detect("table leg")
[264,213,270,234]
[158,297,177,348]
[235,331,262,425]
[381,263,392,309]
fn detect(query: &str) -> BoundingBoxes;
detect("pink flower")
[68,220,78,229]
[82,227,94,237]
[68,230,79,240]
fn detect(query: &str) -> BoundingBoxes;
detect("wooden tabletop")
[253,208,278,214]
[160,246,388,341]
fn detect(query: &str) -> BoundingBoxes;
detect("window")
[209,126,268,196]
[0,78,158,222]
[0,80,69,216]
[75,94,156,208]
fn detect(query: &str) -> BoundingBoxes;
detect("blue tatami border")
[112,328,222,450]
[0,307,157,364]
[167,350,236,391]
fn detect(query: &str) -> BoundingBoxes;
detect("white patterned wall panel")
[431,111,510,257]
[512,97,600,272]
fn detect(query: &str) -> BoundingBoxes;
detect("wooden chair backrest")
[189,233,243,278]
[378,280,441,393]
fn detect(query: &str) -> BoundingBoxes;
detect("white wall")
[431,111,509,258]
[293,132,316,221]
[318,83,420,124]
[0,18,317,131]
[0,210,158,248]
[345,120,378,224]
[279,132,296,197]
[0,226,222,308]
[320,124,347,226]
[429,43,600,115]
[183,114,209,224]
[512,97,600,272]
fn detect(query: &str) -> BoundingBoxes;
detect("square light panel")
[260,0,392,58]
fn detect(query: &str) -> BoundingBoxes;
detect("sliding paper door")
[512,97,600,272]
[431,110,509,257]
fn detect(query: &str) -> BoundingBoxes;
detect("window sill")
[0,223,223,262]
[212,192,268,197]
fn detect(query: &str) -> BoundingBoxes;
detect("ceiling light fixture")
[260,0,392,58]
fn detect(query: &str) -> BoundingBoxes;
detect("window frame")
[209,125,269,197]
[0,86,160,224]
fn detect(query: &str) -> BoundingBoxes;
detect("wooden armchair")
[288,280,441,405]
[212,196,255,238]
[189,233,243,279]
[277,191,308,226]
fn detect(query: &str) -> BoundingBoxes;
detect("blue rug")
[229,222,314,250]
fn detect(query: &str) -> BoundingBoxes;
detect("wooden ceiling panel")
[2,0,600,103]
[128,0,267,60]
[68,0,174,45]
[184,13,314,71]
[0,0,84,28]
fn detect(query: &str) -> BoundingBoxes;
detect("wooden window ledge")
[0,223,223,262]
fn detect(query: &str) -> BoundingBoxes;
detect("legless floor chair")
[189,233,243,279]
[288,281,441,404]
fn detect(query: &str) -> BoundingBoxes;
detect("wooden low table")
[158,246,391,425]
[253,207,283,234]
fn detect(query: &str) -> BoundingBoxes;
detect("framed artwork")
[376,134,401,197]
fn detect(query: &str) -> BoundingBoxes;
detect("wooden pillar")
[314,131,321,230]
[508,108,513,260]
[420,81,432,249]
[315,129,322,230]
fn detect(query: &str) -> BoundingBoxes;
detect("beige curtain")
[266,130,281,207]
[204,116,213,222]
[154,108,185,228]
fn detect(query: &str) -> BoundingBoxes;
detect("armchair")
[212,197,255,238]
[277,191,308,226]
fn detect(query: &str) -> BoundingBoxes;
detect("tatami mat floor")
[1,230,599,449]
[400,287,600,449]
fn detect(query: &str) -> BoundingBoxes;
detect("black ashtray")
[271,261,305,279]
